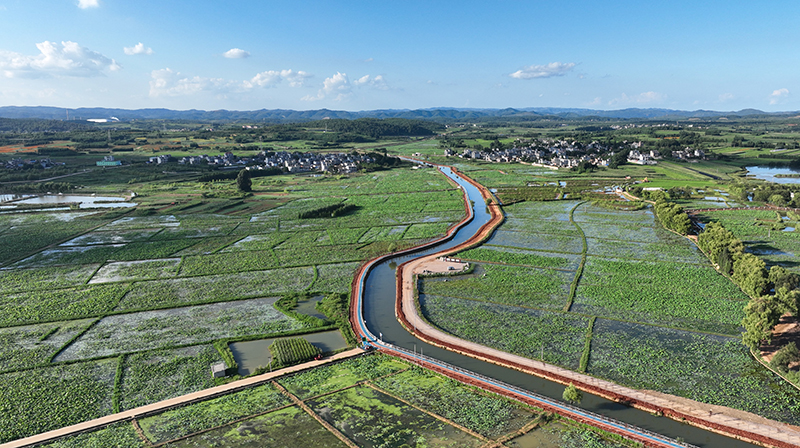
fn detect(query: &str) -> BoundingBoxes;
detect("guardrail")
[376,340,698,448]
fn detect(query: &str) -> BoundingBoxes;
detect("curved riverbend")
[352,165,775,448]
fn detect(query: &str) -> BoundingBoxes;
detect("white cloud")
[719,93,734,102]
[0,41,120,78]
[149,68,235,97]
[77,0,99,9]
[246,69,311,88]
[353,74,388,90]
[223,48,250,59]
[769,88,789,105]
[510,62,575,79]
[150,68,312,97]
[608,91,665,106]
[364,57,374,62]
[303,72,390,102]
[303,72,351,102]
[123,43,154,56]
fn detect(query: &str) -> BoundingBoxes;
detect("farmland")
[0,165,467,444]
[40,353,635,448]
[420,199,800,425]
[693,208,800,273]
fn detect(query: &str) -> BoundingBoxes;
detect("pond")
[0,194,136,209]
[745,166,800,184]
[229,330,348,376]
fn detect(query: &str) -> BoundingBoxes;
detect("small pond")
[229,330,348,376]
[745,166,800,184]
[0,194,136,209]
[294,295,327,320]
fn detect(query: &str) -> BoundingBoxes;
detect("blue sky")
[0,0,797,112]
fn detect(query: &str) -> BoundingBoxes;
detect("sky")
[0,0,798,112]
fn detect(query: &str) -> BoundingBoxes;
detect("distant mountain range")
[0,105,794,122]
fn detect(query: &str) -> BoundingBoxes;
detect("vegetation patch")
[588,319,800,425]
[138,383,290,444]
[162,406,348,448]
[373,367,537,438]
[0,359,117,443]
[420,295,588,368]
[119,345,222,411]
[55,297,305,361]
[307,386,484,448]
[279,353,407,400]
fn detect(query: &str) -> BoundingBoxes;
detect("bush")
[770,342,800,373]
[269,337,321,367]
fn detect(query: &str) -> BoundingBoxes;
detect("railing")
[376,340,699,448]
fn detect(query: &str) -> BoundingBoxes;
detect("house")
[211,362,227,378]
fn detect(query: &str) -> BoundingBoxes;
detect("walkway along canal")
[351,165,796,448]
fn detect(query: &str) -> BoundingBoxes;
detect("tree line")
[697,222,799,361]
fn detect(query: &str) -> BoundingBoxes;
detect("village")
[444,138,706,169]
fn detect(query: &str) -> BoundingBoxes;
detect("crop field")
[312,262,361,293]
[372,367,536,438]
[0,359,117,444]
[89,258,181,283]
[574,258,748,334]
[456,246,581,270]
[138,383,291,444]
[0,283,130,327]
[0,166,470,444]
[119,345,222,411]
[0,264,100,294]
[116,267,316,310]
[0,319,94,371]
[418,200,800,423]
[694,209,800,272]
[486,231,583,253]
[163,406,350,448]
[55,297,305,361]
[421,264,574,309]
[22,351,636,447]
[588,320,800,425]
[309,385,486,448]
[420,296,588,368]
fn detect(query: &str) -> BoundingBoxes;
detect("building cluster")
[671,147,706,160]
[175,150,377,174]
[178,152,242,167]
[627,150,661,165]
[446,139,611,169]
[2,157,62,170]
[252,150,375,174]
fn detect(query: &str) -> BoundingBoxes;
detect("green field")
[420,200,800,425]
[0,165,466,444]
[39,353,635,448]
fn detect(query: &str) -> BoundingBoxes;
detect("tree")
[770,342,800,372]
[742,297,783,349]
[236,169,252,192]
[562,383,582,404]
[733,253,769,297]
[769,266,800,293]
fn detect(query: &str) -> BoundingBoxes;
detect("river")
[357,166,757,448]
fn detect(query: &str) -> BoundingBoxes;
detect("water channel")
[359,166,757,448]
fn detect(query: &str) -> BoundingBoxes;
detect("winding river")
[357,166,757,448]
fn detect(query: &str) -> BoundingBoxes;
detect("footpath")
[394,170,800,448]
